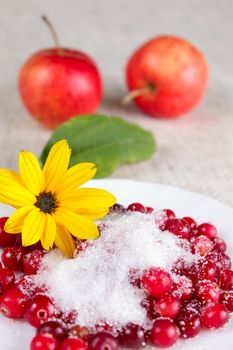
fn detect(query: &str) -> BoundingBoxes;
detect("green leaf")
[40,114,156,178]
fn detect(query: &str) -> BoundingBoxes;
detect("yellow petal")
[22,209,46,246]
[53,207,99,240]
[0,169,23,186]
[66,207,109,220]
[55,163,96,196]
[43,140,71,192]
[40,214,56,250]
[55,225,75,258]
[4,206,34,234]
[19,150,44,195]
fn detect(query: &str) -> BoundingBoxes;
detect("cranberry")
[182,299,202,315]
[0,267,15,291]
[30,334,58,350]
[0,217,17,248]
[182,217,197,230]
[37,320,67,341]
[195,280,220,304]
[23,250,44,275]
[0,287,28,319]
[156,295,181,319]
[142,296,159,320]
[60,338,87,350]
[150,319,179,348]
[127,203,145,213]
[165,219,191,240]
[197,223,218,240]
[26,295,56,327]
[191,235,213,256]
[142,267,173,298]
[109,203,125,214]
[176,309,202,338]
[206,251,231,271]
[69,325,90,342]
[195,259,217,282]
[89,332,118,350]
[202,303,229,329]
[119,324,146,349]
[172,276,193,301]
[145,207,154,214]
[220,291,233,312]
[171,258,185,275]
[1,246,25,270]
[213,237,227,253]
[163,209,176,220]
[219,269,233,290]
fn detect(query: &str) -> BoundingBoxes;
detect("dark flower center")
[35,191,58,214]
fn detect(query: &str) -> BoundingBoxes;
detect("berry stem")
[41,15,61,50]
[122,84,155,105]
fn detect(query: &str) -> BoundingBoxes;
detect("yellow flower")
[0,140,116,258]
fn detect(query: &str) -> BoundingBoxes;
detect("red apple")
[125,35,208,118]
[19,16,102,129]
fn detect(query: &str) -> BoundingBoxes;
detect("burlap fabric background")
[0,0,232,206]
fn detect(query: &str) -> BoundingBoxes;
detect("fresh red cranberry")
[197,223,218,240]
[163,209,176,220]
[69,325,90,342]
[0,267,15,291]
[172,276,193,301]
[142,267,173,298]
[23,250,44,275]
[171,258,185,275]
[142,296,159,320]
[119,324,146,349]
[127,203,145,213]
[182,217,197,230]
[191,235,214,256]
[0,217,18,248]
[109,203,125,214]
[195,280,220,304]
[156,295,181,319]
[89,332,118,350]
[145,207,154,214]
[202,303,229,329]
[150,319,179,348]
[1,246,25,270]
[219,269,233,290]
[37,320,67,341]
[213,237,227,253]
[0,287,28,319]
[182,299,202,315]
[30,334,58,350]
[195,259,217,282]
[60,338,88,350]
[220,291,233,312]
[26,295,56,327]
[176,309,202,338]
[165,219,191,240]
[206,251,231,272]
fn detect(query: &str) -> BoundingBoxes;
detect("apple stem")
[122,85,154,105]
[41,15,61,50]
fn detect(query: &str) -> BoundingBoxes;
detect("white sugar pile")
[34,211,196,329]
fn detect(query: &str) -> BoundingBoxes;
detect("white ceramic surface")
[0,179,233,349]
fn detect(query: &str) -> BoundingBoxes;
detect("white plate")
[0,179,233,350]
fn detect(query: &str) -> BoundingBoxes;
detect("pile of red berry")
[0,203,232,350]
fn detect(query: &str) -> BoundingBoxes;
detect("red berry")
[23,250,45,275]
[197,223,218,240]
[142,267,173,298]
[195,280,220,305]
[182,217,197,230]
[1,246,25,270]
[202,303,229,329]
[145,207,154,214]
[60,338,87,350]
[195,259,217,282]
[176,309,202,338]
[163,209,176,220]
[89,332,118,350]
[119,324,146,349]
[219,291,233,312]
[165,219,191,240]
[69,325,90,342]
[150,319,179,348]
[0,217,17,248]
[191,235,213,256]
[206,251,231,271]
[172,276,193,301]
[219,269,233,290]
[30,334,58,350]
[156,295,181,319]
[0,287,28,319]
[109,204,125,214]
[213,237,227,253]
[37,320,67,341]
[142,296,159,320]
[0,267,15,291]
[171,258,185,275]
[26,295,56,327]
[127,203,145,213]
